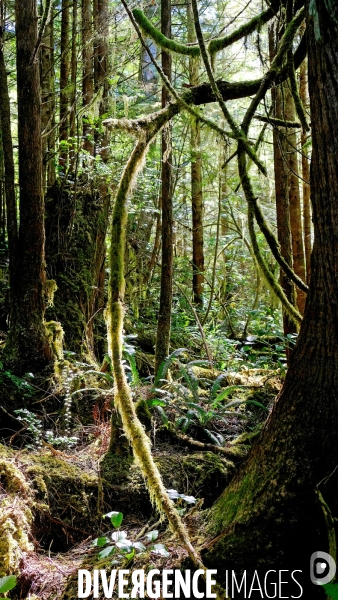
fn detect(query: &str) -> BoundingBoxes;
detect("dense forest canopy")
[0,0,337,599]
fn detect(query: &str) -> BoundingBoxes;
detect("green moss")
[0,449,34,576]
[44,320,64,360]
[135,399,152,430]
[208,7,273,56]
[100,451,133,487]
[133,9,200,57]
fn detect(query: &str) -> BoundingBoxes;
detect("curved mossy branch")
[122,0,235,142]
[107,118,204,571]
[191,0,267,176]
[133,8,200,57]
[238,145,303,325]
[237,142,308,293]
[133,5,276,61]
[241,6,305,135]
[208,6,276,57]
[254,114,301,128]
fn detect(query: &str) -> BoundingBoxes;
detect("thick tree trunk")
[154,0,173,375]
[5,0,53,373]
[204,6,338,595]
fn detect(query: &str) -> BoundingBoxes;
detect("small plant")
[44,430,79,449]
[149,350,269,446]
[0,362,34,398]
[0,575,17,598]
[14,409,42,448]
[93,511,169,561]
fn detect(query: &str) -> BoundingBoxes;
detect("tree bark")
[82,0,94,156]
[273,87,297,341]
[40,10,56,188]
[285,85,307,314]
[188,0,204,307]
[154,0,173,375]
[5,0,53,373]
[59,0,70,170]
[204,5,338,595]
[300,57,311,284]
[270,25,297,356]
[69,0,78,170]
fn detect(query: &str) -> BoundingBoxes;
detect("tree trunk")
[270,26,297,357]
[82,0,94,156]
[40,10,56,188]
[300,57,311,284]
[285,86,307,314]
[188,0,204,307]
[154,0,173,375]
[0,34,17,276]
[204,5,338,595]
[59,0,70,170]
[69,0,78,170]
[5,0,53,373]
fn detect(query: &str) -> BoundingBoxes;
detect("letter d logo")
[310,551,336,585]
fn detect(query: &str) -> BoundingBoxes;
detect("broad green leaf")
[167,489,180,500]
[93,536,109,547]
[154,406,168,425]
[103,511,123,528]
[116,541,133,553]
[125,548,135,560]
[98,545,115,559]
[151,543,169,557]
[0,576,17,593]
[145,530,159,541]
[112,530,127,542]
[180,494,196,504]
[133,541,146,552]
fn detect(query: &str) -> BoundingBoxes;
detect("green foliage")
[0,575,17,595]
[322,583,338,600]
[0,363,34,398]
[92,511,169,562]
[14,409,42,448]
[149,353,270,445]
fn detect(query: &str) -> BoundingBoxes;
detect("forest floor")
[0,352,283,599]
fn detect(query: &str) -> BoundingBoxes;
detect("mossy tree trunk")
[45,181,109,360]
[4,0,53,374]
[204,5,338,595]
